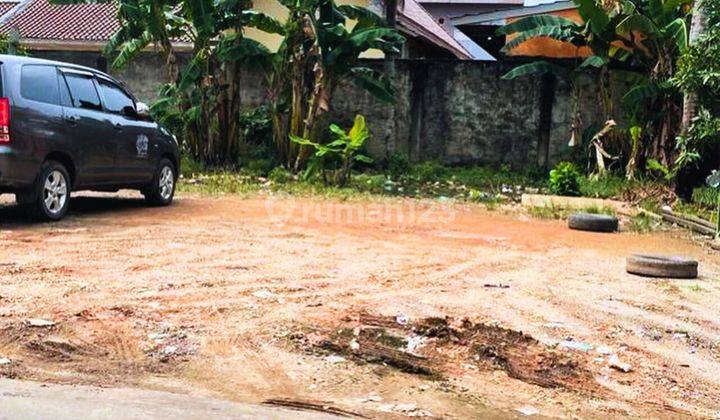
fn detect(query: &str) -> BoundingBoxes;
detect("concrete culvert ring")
[568,213,619,233]
[626,254,698,279]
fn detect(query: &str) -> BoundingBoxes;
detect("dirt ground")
[1,192,719,418]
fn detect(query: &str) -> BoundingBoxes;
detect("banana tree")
[263,0,404,171]
[290,114,373,186]
[500,0,690,173]
[53,0,282,164]
[53,0,187,83]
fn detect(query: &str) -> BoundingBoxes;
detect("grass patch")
[578,175,630,199]
[528,204,566,219]
[685,284,706,293]
[527,203,615,220]
[178,160,546,203]
[628,213,656,233]
[581,204,616,216]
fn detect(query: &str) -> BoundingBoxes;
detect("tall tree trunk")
[681,0,707,134]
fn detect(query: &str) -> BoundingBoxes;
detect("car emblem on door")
[136,134,149,158]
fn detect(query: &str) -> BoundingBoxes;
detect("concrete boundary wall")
[33,51,607,169]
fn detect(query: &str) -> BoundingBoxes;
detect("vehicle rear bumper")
[0,146,37,190]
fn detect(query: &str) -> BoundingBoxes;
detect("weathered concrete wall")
[31,51,606,169]
[32,50,190,102]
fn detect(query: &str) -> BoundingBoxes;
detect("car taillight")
[0,98,9,144]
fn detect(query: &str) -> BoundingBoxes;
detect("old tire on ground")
[143,158,176,206]
[568,213,618,232]
[626,254,698,279]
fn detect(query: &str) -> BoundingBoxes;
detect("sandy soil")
[0,192,719,419]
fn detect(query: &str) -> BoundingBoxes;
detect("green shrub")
[548,162,581,196]
[244,158,275,176]
[578,175,629,199]
[692,186,719,209]
[180,155,205,177]
[239,105,272,146]
[268,166,293,184]
[387,152,410,179]
[408,162,449,183]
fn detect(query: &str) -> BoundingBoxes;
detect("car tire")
[143,158,176,206]
[568,213,618,233]
[626,254,698,279]
[28,160,71,222]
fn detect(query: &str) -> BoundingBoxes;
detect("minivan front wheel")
[143,158,176,206]
[30,161,71,221]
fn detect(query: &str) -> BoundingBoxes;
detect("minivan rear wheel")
[143,158,176,206]
[29,161,71,221]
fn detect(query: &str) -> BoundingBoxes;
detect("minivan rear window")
[21,65,60,105]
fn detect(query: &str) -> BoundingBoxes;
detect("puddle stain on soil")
[301,311,599,393]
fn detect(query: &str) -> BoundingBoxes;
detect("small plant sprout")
[290,115,374,187]
[705,169,720,239]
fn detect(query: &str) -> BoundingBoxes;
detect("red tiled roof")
[0,1,20,19]
[398,0,471,59]
[0,0,118,42]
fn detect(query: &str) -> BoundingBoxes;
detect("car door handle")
[64,116,78,125]
[113,123,123,131]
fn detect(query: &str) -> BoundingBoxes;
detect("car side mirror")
[122,105,138,118]
[135,102,151,120]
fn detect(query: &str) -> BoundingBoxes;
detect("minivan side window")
[21,65,60,105]
[63,73,102,111]
[98,79,134,115]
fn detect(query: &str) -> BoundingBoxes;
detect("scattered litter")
[361,394,382,403]
[25,318,55,328]
[396,314,409,325]
[325,355,346,364]
[392,403,433,417]
[543,322,567,329]
[404,335,425,354]
[306,302,323,307]
[0,357,11,365]
[163,345,178,356]
[559,340,593,352]
[350,339,360,350]
[609,355,632,372]
[483,283,510,289]
[252,289,277,299]
[418,384,429,391]
[516,406,539,416]
[263,398,363,418]
[595,346,613,355]
[148,332,169,341]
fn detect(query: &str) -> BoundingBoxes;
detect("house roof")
[0,0,191,50]
[0,0,471,59]
[0,0,119,45]
[0,1,20,18]
[452,0,574,25]
[398,0,472,59]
